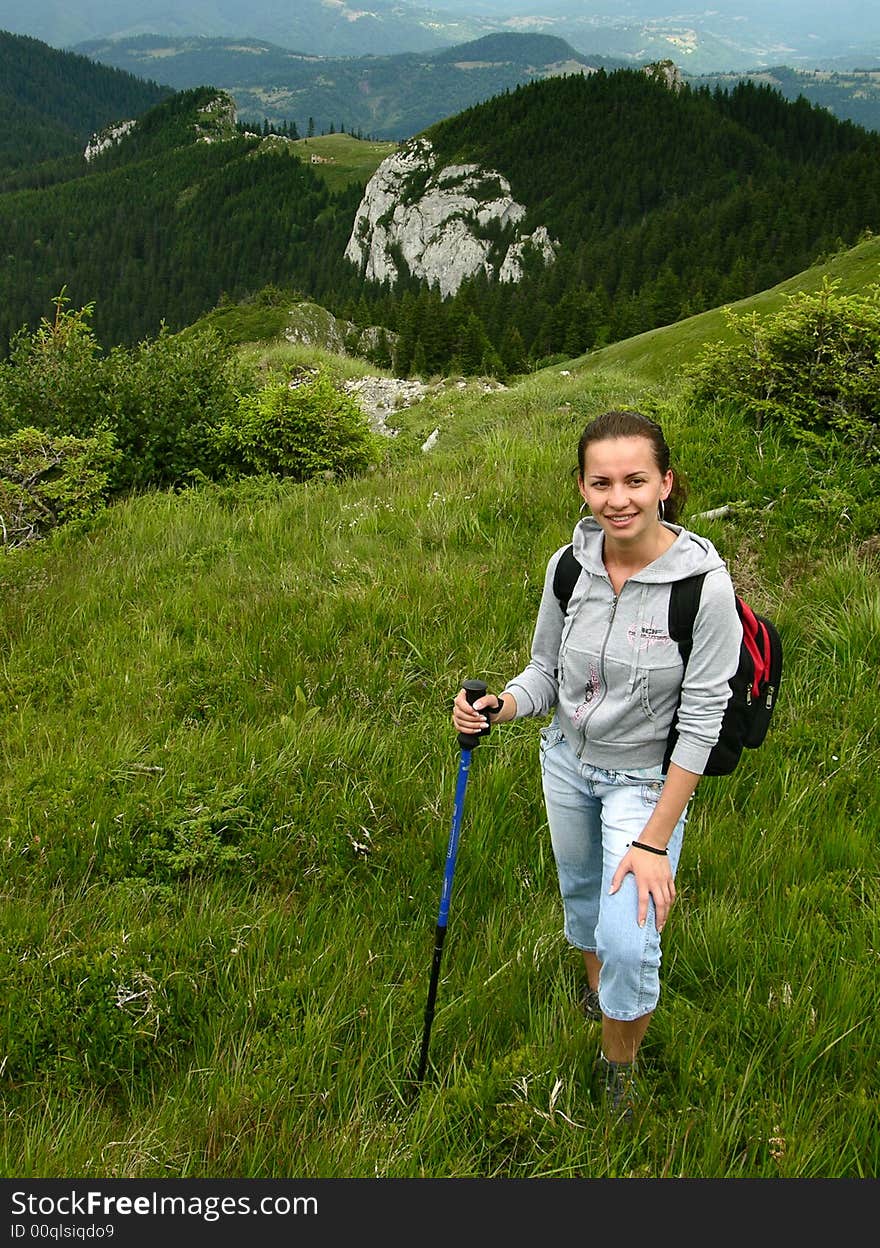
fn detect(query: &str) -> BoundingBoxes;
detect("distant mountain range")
[73,32,626,138]
[1,0,879,71]
[72,31,880,138]
[3,34,880,382]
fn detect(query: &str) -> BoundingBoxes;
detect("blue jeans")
[539,720,687,1022]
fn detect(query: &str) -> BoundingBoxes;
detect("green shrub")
[216,367,383,482]
[0,293,259,497]
[106,324,256,493]
[1,944,206,1090]
[0,425,119,550]
[0,291,111,439]
[129,789,255,883]
[685,279,880,455]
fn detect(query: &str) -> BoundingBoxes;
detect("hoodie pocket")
[638,670,657,721]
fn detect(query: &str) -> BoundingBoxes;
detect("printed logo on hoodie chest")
[627,621,672,648]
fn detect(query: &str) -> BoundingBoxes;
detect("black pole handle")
[458,678,490,749]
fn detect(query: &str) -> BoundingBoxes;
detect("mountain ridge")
[71,31,880,137]
[3,58,880,384]
[4,0,879,69]
[0,29,172,176]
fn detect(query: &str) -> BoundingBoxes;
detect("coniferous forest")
[0,29,171,179]
[3,39,880,376]
[0,85,363,353]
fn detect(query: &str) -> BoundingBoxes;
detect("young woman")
[451,409,742,1120]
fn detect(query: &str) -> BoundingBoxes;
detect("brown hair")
[577,409,687,523]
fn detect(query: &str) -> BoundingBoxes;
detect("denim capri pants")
[539,719,687,1022]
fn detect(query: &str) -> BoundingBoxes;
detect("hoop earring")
[579,499,591,517]
[658,498,666,522]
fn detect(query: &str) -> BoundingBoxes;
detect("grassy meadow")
[291,133,398,194]
[570,232,880,384]
[1,266,879,1181]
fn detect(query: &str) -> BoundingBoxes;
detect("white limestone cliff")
[84,91,240,161]
[344,137,557,297]
[84,120,137,162]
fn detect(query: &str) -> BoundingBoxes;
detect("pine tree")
[371,327,392,369]
[499,324,527,375]
[411,338,427,378]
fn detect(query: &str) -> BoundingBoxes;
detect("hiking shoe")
[601,1058,640,1124]
[580,982,601,1022]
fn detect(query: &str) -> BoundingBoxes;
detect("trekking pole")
[414,678,491,1087]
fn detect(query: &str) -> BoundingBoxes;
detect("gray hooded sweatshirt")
[502,517,743,775]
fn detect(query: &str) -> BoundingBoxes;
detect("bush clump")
[685,279,880,456]
[216,367,383,482]
[0,295,386,546]
[0,944,206,1090]
[0,294,108,440]
[0,292,255,494]
[0,425,119,550]
[106,324,252,492]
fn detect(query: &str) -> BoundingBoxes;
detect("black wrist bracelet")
[490,696,505,718]
[630,840,668,856]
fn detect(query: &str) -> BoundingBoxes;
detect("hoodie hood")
[571,516,727,584]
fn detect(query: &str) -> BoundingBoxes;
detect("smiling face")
[578,435,673,550]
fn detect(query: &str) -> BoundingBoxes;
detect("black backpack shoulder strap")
[668,572,707,664]
[552,544,582,615]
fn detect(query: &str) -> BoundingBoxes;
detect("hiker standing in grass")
[452,409,742,1121]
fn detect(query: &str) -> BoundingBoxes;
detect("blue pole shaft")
[415,746,473,1083]
[437,747,472,928]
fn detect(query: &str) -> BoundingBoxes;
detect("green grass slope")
[0,276,877,1179]
[291,133,398,193]
[569,231,880,383]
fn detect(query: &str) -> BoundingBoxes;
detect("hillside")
[569,233,880,383]
[425,69,880,250]
[342,69,880,375]
[204,229,880,375]
[0,233,878,1180]
[0,89,380,353]
[4,65,880,379]
[0,29,172,178]
[75,32,624,139]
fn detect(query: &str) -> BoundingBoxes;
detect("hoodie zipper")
[573,584,620,758]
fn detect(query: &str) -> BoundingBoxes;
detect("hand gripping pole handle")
[457,678,489,750]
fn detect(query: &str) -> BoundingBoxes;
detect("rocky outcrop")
[344,137,557,297]
[194,91,239,142]
[83,90,240,160]
[644,59,684,92]
[341,376,431,437]
[282,300,397,360]
[84,120,136,161]
[342,374,508,439]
